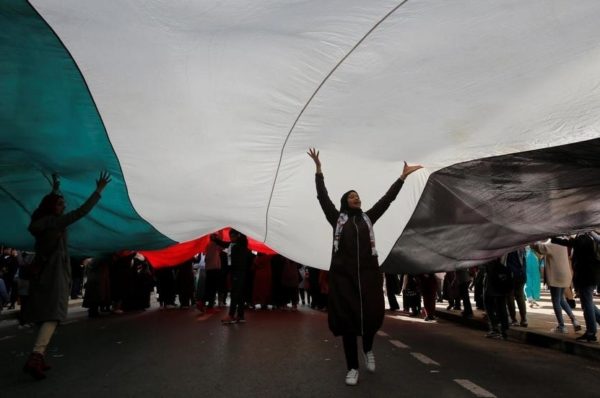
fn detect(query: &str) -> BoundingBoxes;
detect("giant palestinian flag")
[1,0,600,273]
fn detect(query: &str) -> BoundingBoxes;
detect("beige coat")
[531,242,572,288]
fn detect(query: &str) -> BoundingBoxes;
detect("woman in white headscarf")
[308,148,421,386]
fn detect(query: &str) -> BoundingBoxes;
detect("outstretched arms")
[307,148,322,174]
[400,161,422,181]
[367,161,422,223]
[95,170,111,194]
[30,171,112,233]
[56,171,111,228]
[51,173,60,194]
[308,148,337,226]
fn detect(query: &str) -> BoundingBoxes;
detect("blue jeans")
[550,286,575,327]
[578,285,600,336]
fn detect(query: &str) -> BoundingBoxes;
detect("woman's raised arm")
[308,148,338,226]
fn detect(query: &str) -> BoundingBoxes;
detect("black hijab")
[340,190,362,216]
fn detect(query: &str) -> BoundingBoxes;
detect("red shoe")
[23,353,46,380]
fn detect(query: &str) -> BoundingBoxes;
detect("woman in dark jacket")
[24,172,110,380]
[308,148,421,386]
[212,229,250,323]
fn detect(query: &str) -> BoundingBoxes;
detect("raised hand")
[95,171,112,193]
[51,172,60,192]
[400,161,423,180]
[307,148,322,173]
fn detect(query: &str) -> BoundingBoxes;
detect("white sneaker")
[363,351,376,373]
[345,369,359,386]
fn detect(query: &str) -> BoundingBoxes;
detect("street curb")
[435,309,600,362]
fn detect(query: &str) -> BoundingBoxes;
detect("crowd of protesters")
[151,234,330,323]
[9,230,599,381]
[384,233,600,343]
[1,245,329,323]
[4,164,600,385]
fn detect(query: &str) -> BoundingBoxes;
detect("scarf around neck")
[333,212,377,256]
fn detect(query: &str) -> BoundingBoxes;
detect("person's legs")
[387,289,400,310]
[290,288,299,310]
[361,331,376,372]
[10,279,19,307]
[460,282,473,316]
[496,296,509,338]
[33,321,58,354]
[514,280,527,324]
[385,274,400,310]
[436,276,443,302]
[342,335,359,370]
[474,272,485,309]
[299,288,306,305]
[0,279,8,306]
[550,286,566,327]
[236,298,245,320]
[230,273,246,320]
[24,321,58,379]
[205,269,217,307]
[218,268,229,306]
[559,293,577,322]
[506,289,517,322]
[227,279,241,319]
[228,299,238,319]
[484,293,498,332]
[342,334,360,385]
[362,332,375,353]
[579,286,597,336]
[423,288,436,318]
[195,268,206,303]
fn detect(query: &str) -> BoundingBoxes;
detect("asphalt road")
[1,304,599,398]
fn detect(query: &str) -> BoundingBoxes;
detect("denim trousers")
[578,285,600,336]
[549,286,575,327]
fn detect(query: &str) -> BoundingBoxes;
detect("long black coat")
[552,234,600,289]
[26,192,100,323]
[315,173,404,336]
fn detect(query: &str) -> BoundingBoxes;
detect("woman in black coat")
[24,172,110,380]
[308,148,421,386]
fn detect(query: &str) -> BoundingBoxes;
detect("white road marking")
[0,335,16,341]
[410,352,440,366]
[61,320,78,325]
[454,379,496,398]
[389,339,409,349]
[376,331,389,337]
